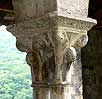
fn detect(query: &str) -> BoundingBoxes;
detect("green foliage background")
[0,26,32,99]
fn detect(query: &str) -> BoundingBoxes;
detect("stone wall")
[82,29,102,99]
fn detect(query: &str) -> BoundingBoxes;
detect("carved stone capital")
[6,0,97,99]
[7,14,96,86]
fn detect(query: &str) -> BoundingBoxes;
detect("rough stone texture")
[12,0,57,21]
[7,16,96,99]
[57,0,89,16]
[7,0,96,99]
[82,29,102,99]
[7,16,96,51]
[12,0,89,22]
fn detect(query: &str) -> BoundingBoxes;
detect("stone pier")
[7,0,96,99]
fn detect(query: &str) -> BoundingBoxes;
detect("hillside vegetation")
[0,26,32,99]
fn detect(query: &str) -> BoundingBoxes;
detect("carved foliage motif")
[25,30,78,85]
[7,16,95,86]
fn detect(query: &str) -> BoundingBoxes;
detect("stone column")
[7,0,96,99]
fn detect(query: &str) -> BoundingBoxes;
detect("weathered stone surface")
[7,0,97,99]
[12,0,57,21]
[7,16,96,99]
[12,0,89,22]
[7,15,96,51]
[57,0,89,16]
